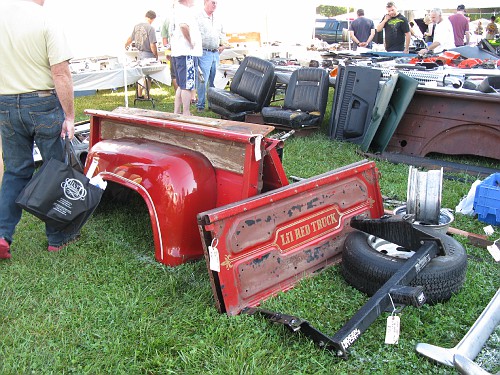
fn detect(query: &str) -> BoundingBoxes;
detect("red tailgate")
[197,160,384,315]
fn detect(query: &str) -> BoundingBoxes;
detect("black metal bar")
[243,218,444,358]
[330,241,438,358]
[244,240,438,358]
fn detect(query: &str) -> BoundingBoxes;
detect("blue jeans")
[0,91,71,247]
[196,50,219,110]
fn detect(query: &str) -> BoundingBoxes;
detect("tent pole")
[123,54,128,108]
[348,5,352,50]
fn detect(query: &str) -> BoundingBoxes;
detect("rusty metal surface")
[386,89,500,160]
[197,160,384,315]
[99,119,248,174]
[86,109,268,144]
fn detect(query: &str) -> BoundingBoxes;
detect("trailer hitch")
[244,216,446,358]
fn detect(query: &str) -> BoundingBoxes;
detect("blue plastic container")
[474,173,500,226]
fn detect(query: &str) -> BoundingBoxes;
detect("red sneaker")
[47,234,80,252]
[0,238,11,259]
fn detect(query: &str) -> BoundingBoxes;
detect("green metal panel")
[360,73,399,152]
[370,73,419,153]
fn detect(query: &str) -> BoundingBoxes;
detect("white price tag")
[385,315,400,345]
[487,241,500,262]
[208,245,220,272]
[254,135,262,161]
[86,158,99,179]
[484,225,495,236]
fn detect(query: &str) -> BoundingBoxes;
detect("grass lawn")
[1,83,499,374]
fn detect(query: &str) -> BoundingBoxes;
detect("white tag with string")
[486,239,500,262]
[254,135,262,161]
[385,294,400,345]
[86,158,99,179]
[208,238,220,272]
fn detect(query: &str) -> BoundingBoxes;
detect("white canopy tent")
[218,0,317,45]
[38,0,498,60]
[41,0,319,59]
[44,0,174,59]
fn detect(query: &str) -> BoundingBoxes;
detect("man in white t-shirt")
[171,0,202,116]
[418,8,455,55]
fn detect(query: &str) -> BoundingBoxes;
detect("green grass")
[1,84,499,374]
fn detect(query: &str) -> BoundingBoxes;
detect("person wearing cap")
[418,8,455,56]
[349,9,376,50]
[448,4,470,47]
[376,1,411,53]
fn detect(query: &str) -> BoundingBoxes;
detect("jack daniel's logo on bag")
[61,178,87,201]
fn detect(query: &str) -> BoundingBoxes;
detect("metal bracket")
[350,215,446,255]
[243,307,341,352]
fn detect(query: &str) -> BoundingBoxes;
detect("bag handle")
[64,136,84,172]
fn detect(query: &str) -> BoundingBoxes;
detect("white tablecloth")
[72,65,171,91]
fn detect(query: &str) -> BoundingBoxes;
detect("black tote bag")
[16,138,104,233]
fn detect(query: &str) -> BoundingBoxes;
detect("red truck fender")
[88,138,217,266]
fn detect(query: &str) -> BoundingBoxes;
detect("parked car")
[314,18,349,44]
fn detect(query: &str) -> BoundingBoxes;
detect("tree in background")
[316,5,347,18]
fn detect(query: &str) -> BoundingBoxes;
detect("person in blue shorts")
[171,0,202,116]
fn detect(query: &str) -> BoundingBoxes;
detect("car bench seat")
[208,56,276,122]
[261,68,329,129]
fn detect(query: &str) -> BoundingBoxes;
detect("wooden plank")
[446,227,494,249]
[100,120,247,174]
[112,107,274,137]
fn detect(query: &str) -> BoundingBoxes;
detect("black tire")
[341,230,467,304]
